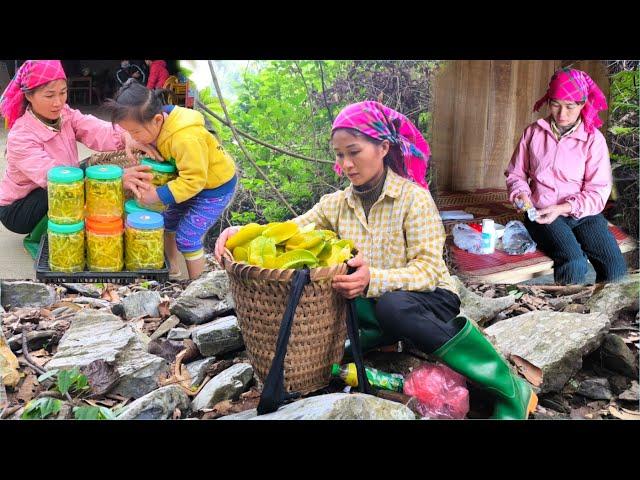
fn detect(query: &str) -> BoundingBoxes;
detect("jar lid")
[140,158,177,173]
[48,220,84,234]
[126,211,164,230]
[125,199,153,215]
[86,165,123,180]
[86,217,123,234]
[47,166,84,183]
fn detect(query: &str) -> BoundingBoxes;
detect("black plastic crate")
[36,236,169,284]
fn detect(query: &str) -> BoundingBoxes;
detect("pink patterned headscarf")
[0,60,67,129]
[331,101,431,189]
[533,68,607,134]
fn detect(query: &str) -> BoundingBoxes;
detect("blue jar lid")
[126,211,164,230]
[86,165,123,180]
[48,166,84,183]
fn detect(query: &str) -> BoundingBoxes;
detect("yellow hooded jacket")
[155,106,236,205]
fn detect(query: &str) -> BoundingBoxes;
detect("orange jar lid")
[85,217,124,234]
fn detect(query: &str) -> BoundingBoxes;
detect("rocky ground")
[1,257,638,420]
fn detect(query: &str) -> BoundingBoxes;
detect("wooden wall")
[431,60,609,192]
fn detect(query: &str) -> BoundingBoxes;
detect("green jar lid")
[86,165,123,180]
[48,166,84,183]
[125,199,153,214]
[48,220,84,234]
[140,158,177,173]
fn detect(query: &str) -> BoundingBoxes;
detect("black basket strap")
[257,268,310,415]
[345,266,373,395]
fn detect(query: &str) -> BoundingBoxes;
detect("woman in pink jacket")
[145,60,170,89]
[0,60,161,255]
[505,68,626,284]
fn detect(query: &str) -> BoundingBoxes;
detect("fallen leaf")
[16,373,40,403]
[0,333,20,388]
[608,405,640,420]
[509,354,543,387]
[49,302,82,311]
[81,359,120,397]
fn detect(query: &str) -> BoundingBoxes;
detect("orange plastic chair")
[162,75,187,106]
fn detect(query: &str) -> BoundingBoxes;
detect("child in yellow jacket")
[104,80,236,279]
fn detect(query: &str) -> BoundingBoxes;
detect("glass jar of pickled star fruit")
[135,158,177,212]
[47,220,85,272]
[125,211,165,270]
[85,165,124,220]
[85,217,124,272]
[47,166,84,224]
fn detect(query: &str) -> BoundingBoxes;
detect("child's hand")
[123,165,153,199]
[138,186,161,206]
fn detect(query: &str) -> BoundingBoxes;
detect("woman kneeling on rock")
[216,101,537,419]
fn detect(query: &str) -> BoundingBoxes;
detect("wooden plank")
[484,60,518,188]
[431,61,457,192]
[452,61,491,191]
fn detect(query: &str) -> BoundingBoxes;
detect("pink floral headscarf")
[533,68,607,134]
[0,60,67,129]
[331,101,431,189]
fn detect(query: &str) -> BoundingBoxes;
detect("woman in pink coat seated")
[0,60,162,256]
[505,68,626,284]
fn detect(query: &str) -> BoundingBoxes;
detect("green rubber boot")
[343,297,397,360]
[23,215,48,260]
[432,316,538,420]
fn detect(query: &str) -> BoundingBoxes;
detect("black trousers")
[374,288,462,354]
[0,187,48,234]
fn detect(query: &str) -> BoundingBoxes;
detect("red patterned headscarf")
[331,101,431,189]
[533,68,607,134]
[0,60,67,129]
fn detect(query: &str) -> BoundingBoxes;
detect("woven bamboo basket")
[221,250,348,395]
[86,150,145,199]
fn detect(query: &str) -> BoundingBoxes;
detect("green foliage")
[21,397,62,420]
[37,367,90,397]
[73,406,116,420]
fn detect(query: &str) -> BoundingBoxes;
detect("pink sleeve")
[505,127,533,203]
[68,107,126,152]
[564,133,612,218]
[7,135,61,189]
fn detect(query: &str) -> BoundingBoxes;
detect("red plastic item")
[469,223,483,233]
[403,363,470,419]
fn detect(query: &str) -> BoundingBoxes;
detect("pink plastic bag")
[403,363,470,419]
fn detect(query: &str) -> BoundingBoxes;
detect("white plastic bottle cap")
[482,219,494,229]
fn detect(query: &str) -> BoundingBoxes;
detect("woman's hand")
[121,131,164,162]
[214,226,240,263]
[514,192,532,212]
[332,251,370,299]
[536,203,572,224]
[123,165,153,199]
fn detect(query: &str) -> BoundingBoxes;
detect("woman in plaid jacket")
[216,101,537,419]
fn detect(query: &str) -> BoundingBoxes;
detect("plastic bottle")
[86,217,124,272]
[85,165,124,221]
[135,158,177,212]
[331,363,404,392]
[47,166,84,225]
[125,212,165,270]
[481,219,496,254]
[47,220,85,272]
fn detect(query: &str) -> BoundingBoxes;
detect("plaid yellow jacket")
[293,169,457,298]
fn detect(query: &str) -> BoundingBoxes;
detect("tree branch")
[207,61,298,217]
[195,100,334,165]
[317,61,335,124]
